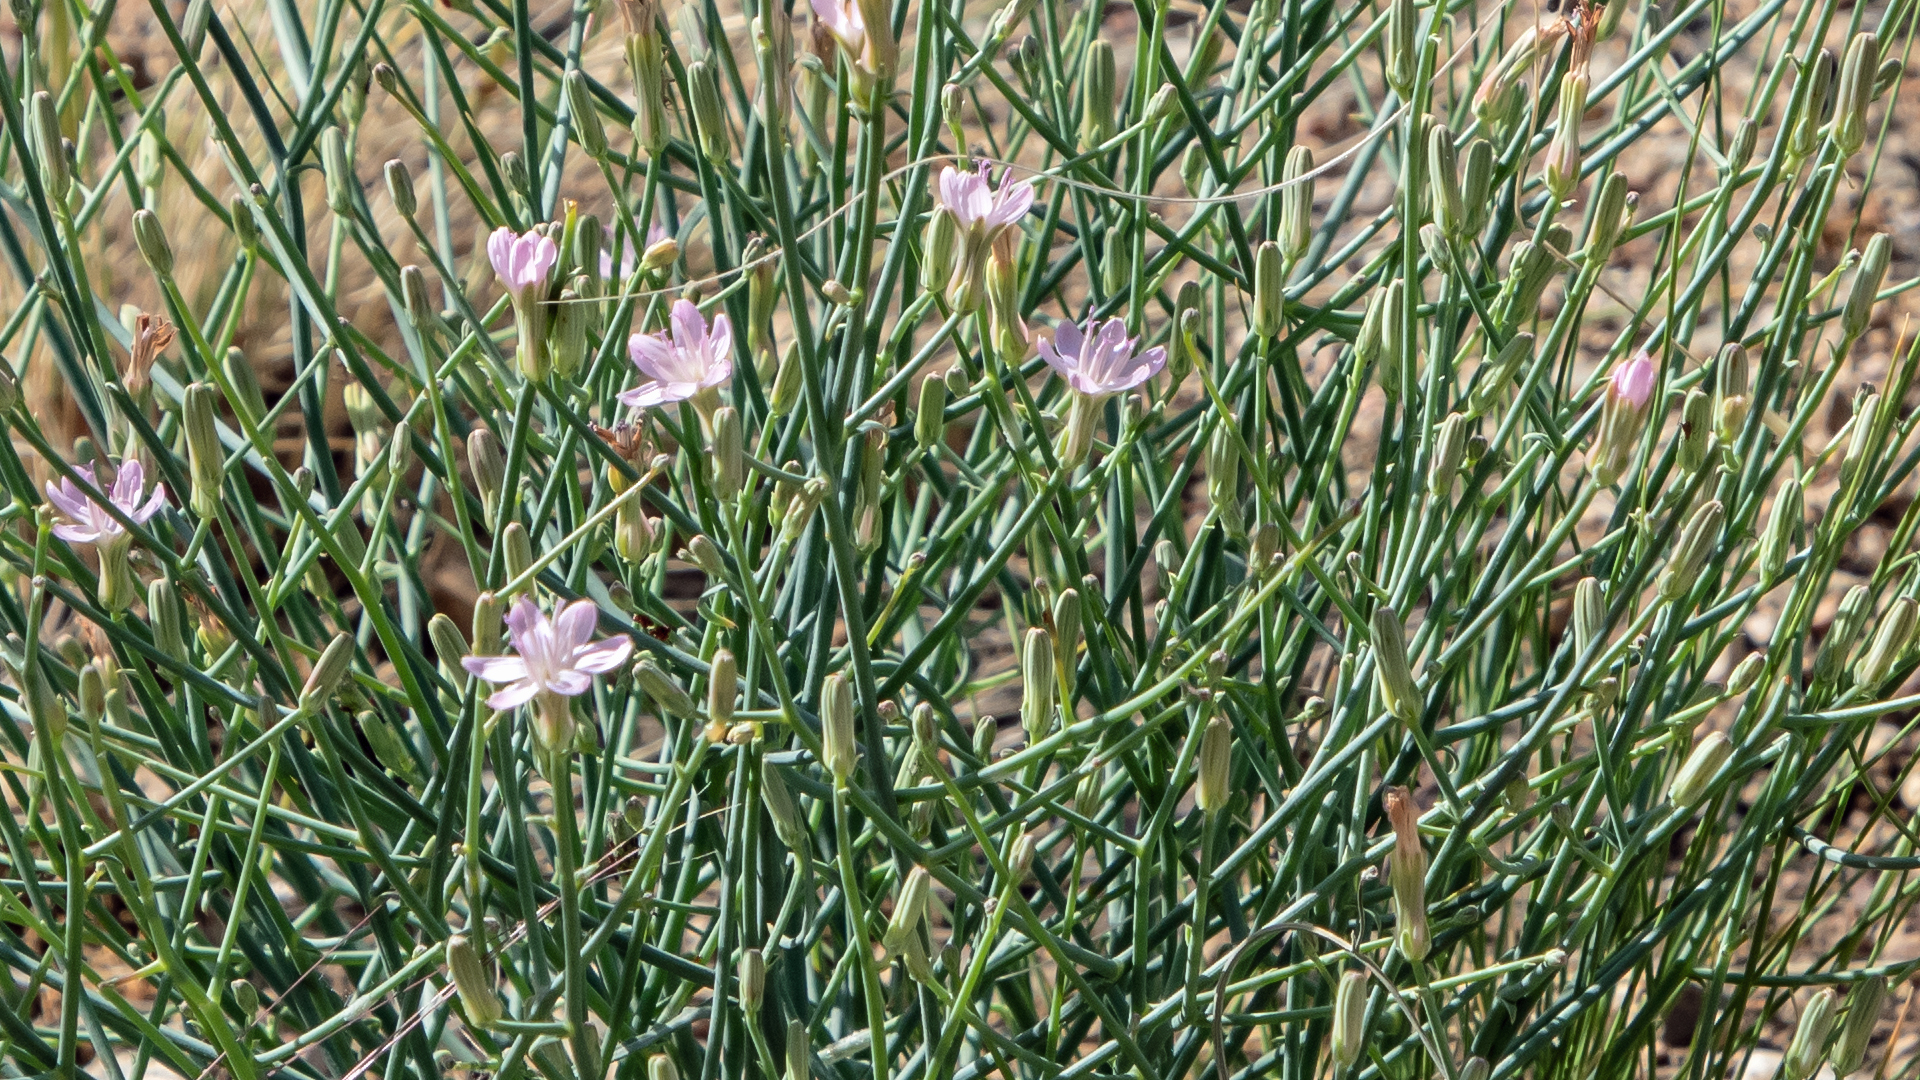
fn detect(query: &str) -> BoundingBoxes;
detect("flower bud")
[1669,730,1732,807]
[1460,1058,1491,1080]
[650,1056,678,1080]
[30,92,68,201]
[1280,146,1314,263]
[1586,171,1631,267]
[1716,343,1750,444]
[1785,989,1840,1080]
[565,70,608,158]
[1725,652,1765,697]
[133,208,174,278]
[1873,57,1902,98]
[1206,420,1242,535]
[1459,137,1494,237]
[1658,499,1723,602]
[429,610,468,679]
[1008,831,1038,882]
[1428,412,1468,494]
[1195,715,1231,815]
[467,429,506,528]
[184,382,224,516]
[770,345,805,416]
[923,206,959,296]
[1855,596,1915,687]
[303,633,355,708]
[782,477,826,542]
[916,374,947,451]
[447,934,502,1027]
[1251,241,1284,339]
[785,1021,808,1080]
[882,866,932,955]
[822,672,858,781]
[1100,224,1129,300]
[1021,626,1055,742]
[708,648,737,725]
[1428,124,1466,239]
[1080,40,1117,149]
[1831,974,1887,1077]
[1384,786,1429,960]
[1472,331,1534,412]
[1834,33,1878,156]
[688,60,730,165]
[550,287,589,379]
[1844,233,1889,341]
[1760,480,1802,582]
[1372,606,1420,722]
[635,656,697,718]
[1679,387,1712,472]
[1573,576,1605,658]
[1789,50,1835,164]
[1502,240,1556,331]
[738,948,765,1012]
[502,522,533,588]
[1052,588,1081,676]
[1545,72,1588,199]
[711,406,743,501]
[1386,0,1417,93]
[320,127,356,217]
[761,762,808,850]
[1331,969,1368,1068]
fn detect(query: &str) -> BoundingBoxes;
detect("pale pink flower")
[462,595,633,711]
[621,299,734,409]
[937,163,1035,233]
[487,226,558,302]
[45,461,168,545]
[1038,318,1168,398]
[810,0,867,66]
[1610,350,1657,410]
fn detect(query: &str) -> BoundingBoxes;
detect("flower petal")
[620,381,702,409]
[545,669,593,697]
[51,523,99,544]
[487,227,517,281]
[629,332,674,381]
[572,636,634,674]
[486,679,542,710]
[988,178,1035,226]
[134,486,170,524]
[463,655,531,683]
[553,600,599,654]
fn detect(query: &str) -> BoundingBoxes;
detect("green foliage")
[0,0,1916,1077]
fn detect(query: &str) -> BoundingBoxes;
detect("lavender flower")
[488,226,559,380]
[1591,350,1659,487]
[621,299,734,413]
[938,163,1034,312]
[463,595,634,754]
[809,0,892,91]
[1038,318,1168,469]
[46,460,168,612]
[46,460,168,544]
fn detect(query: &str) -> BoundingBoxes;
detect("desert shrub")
[0,0,1916,1077]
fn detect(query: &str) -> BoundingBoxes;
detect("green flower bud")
[1251,241,1284,339]
[133,208,174,278]
[1658,499,1724,602]
[1472,331,1535,412]
[149,578,187,661]
[1428,124,1465,239]
[1572,576,1606,660]
[1181,141,1208,196]
[502,522,533,588]
[762,762,808,850]
[228,977,258,1020]
[1008,831,1038,882]
[361,711,422,784]
[383,159,417,219]
[1386,0,1417,93]
[1460,1058,1491,1080]
[1727,117,1757,175]
[447,934,502,1028]
[1716,343,1751,444]
[1372,606,1421,722]
[472,591,504,658]
[1380,278,1409,397]
[915,374,947,451]
[821,672,858,782]
[1728,651,1766,696]
[771,345,805,416]
[738,947,765,1012]
[1544,72,1588,199]
[1021,626,1056,743]
[77,663,105,726]
[1873,57,1902,99]
[1503,240,1557,331]
[1587,171,1632,267]
[689,60,730,165]
[224,347,267,426]
[782,477,826,542]
[650,1056,679,1080]
[711,406,743,501]
[1679,387,1712,472]
[468,429,505,529]
[1760,479,1802,582]
[1460,137,1494,237]
[1855,596,1915,687]
[1428,412,1468,494]
[320,127,355,217]
[708,648,737,725]
[1670,730,1732,807]
[566,70,608,158]
[401,265,439,339]
[1844,233,1889,341]
[786,1020,809,1080]
[1831,974,1888,1077]
[635,656,697,718]
[1206,420,1242,535]
[1195,715,1231,816]
[923,206,959,300]
[550,288,587,379]
[1834,33,1878,156]
[1789,50,1836,164]
[303,633,355,708]
[429,612,469,683]
[1080,40,1116,149]
[1052,588,1081,678]
[30,91,68,201]
[183,382,223,517]
[1280,146,1314,263]
[1331,969,1368,1069]
[1785,989,1841,1080]
[1101,223,1129,301]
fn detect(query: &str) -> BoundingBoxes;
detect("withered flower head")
[126,313,175,401]
[592,422,652,465]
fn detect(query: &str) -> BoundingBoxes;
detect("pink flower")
[1038,318,1168,398]
[487,226,557,302]
[620,299,735,409]
[937,163,1034,233]
[810,0,867,66]
[1610,350,1657,410]
[45,461,168,545]
[462,595,633,711]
